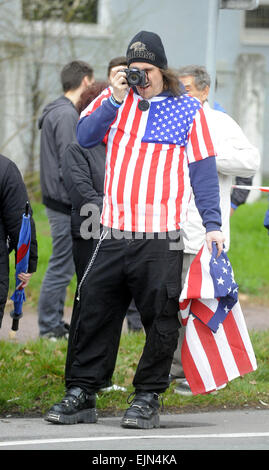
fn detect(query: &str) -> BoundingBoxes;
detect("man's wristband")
[109,94,123,108]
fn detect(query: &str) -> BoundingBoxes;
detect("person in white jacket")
[170,65,260,395]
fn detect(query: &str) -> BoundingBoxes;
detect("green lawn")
[228,197,269,301]
[0,328,268,416]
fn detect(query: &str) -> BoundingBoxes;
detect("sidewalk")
[0,298,268,343]
[0,301,128,342]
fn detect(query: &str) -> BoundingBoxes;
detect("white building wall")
[0,0,268,177]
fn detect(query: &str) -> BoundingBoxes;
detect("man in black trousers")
[46,31,224,429]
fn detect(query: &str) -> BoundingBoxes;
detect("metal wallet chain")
[76,229,109,302]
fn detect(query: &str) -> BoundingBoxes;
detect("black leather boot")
[121,392,160,429]
[45,387,97,424]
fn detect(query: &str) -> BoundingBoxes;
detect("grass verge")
[228,197,269,302]
[0,329,268,417]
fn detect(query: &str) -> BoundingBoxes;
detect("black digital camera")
[124,68,147,87]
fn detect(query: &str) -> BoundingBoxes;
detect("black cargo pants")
[65,230,183,394]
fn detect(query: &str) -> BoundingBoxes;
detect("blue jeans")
[38,208,75,335]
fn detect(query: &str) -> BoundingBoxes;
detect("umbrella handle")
[10,310,23,331]
[11,318,19,331]
[25,201,30,217]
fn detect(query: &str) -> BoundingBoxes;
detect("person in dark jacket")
[0,154,38,328]
[61,82,111,384]
[63,81,108,281]
[62,141,108,382]
[62,139,106,283]
[38,60,94,340]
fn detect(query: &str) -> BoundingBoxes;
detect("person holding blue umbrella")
[0,154,38,331]
[10,202,33,333]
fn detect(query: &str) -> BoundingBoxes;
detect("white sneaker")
[174,379,193,396]
[100,384,127,392]
[175,380,227,396]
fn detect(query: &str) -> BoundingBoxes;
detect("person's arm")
[54,109,79,182]
[214,112,260,177]
[204,106,260,215]
[77,68,129,149]
[189,157,224,256]
[1,161,38,274]
[189,157,221,232]
[77,99,119,148]
[187,107,224,255]
[62,143,104,212]
[55,110,78,159]
[230,175,253,214]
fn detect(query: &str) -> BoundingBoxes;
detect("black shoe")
[42,324,69,341]
[121,392,160,429]
[45,387,97,424]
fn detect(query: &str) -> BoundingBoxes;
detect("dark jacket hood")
[38,96,75,129]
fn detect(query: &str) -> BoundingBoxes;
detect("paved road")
[0,409,268,452]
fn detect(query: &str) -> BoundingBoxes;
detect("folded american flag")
[178,242,257,395]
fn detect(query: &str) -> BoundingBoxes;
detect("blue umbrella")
[10,202,31,332]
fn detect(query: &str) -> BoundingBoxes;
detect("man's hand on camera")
[110,66,129,103]
[206,230,225,258]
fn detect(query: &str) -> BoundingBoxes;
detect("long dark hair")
[161,68,184,96]
[76,81,108,114]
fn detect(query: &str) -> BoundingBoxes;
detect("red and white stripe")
[186,107,215,163]
[181,302,257,394]
[178,242,257,395]
[82,89,215,232]
[232,185,269,193]
[80,86,112,116]
[180,244,217,314]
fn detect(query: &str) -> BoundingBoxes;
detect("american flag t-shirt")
[82,88,215,232]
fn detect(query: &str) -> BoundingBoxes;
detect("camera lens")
[128,72,140,85]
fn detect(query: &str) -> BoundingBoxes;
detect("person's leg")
[38,208,75,336]
[121,235,183,429]
[170,253,195,382]
[72,238,94,285]
[130,237,182,392]
[46,236,131,424]
[65,236,131,392]
[65,238,94,380]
